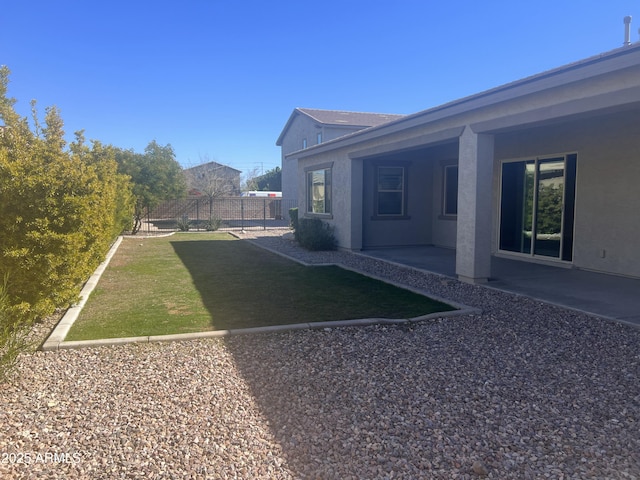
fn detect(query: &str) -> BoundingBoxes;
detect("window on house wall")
[302,138,307,149]
[317,132,322,144]
[306,166,332,214]
[443,165,458,216]
[376,166,406,216]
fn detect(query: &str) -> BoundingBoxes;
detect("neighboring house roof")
[276,108,405,146]
[184,161,242,174]
[185,161,241,197]
[290,43,640,159]
[296,108,405,127]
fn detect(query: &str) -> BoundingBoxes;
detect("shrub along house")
[280,43,640,283]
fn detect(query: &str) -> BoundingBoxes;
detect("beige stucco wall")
[494,110,640,278]
[280,114,368,203]
[299,139,463,250]
[280,114,316,202]
[361,157,433,248]
[297,147,355,248]
[430,144,459,249]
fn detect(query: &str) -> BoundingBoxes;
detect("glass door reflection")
[533,159,564,258]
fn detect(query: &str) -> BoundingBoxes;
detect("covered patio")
[361,246,640,327]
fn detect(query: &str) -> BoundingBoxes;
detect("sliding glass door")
[499,154,576,261]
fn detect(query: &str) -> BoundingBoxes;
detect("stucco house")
[184,161,242,198]
[280,43,640,283]
[277,108,405,204]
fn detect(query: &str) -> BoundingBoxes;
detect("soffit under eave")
[347,126,466,160]
[470,85,640,135]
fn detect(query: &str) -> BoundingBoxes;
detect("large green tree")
[245,166,282,191]
[115,141,186,234]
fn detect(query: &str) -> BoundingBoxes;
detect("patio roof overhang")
[288,43,640,161]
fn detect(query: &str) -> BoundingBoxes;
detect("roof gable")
[184,161,241,174]
[276,107,404,146]
[297,108,405,127]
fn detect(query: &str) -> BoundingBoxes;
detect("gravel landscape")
[1,230,639,479]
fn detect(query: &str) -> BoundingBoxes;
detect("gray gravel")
[1,230,639,479]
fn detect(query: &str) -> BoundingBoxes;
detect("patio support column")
[350,158,364,250]
[456,127,494,284]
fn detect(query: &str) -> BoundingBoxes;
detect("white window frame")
[375,165,407,217]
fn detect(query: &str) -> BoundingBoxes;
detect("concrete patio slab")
[362,246,640,327]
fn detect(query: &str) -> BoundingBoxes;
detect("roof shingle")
[297,108,405,127]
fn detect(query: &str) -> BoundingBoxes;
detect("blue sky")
[1,1,637,176]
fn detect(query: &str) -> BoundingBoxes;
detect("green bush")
[204,217,222,231]
[290,208,337,250]
[0,113,132,321]
[0,66,135,381]
[0,275,29,382]
[295,217,337,251]
[176,216,191,231]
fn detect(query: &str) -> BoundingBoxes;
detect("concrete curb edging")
[41,237,124,351]
[42,308,479,351]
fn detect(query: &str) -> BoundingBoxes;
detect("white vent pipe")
[623,16,632,46]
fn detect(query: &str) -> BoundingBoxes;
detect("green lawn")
[66,232,455,340]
